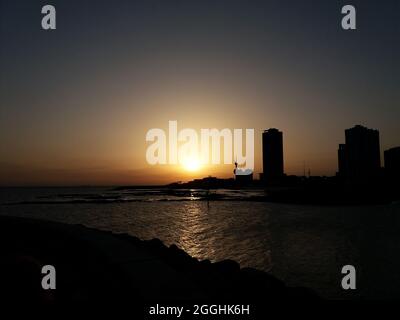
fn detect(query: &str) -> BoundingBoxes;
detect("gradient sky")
[0,0,399,186]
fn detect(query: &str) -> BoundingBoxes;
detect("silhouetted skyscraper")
[337,144,348,177]
[262,128,284,182]
[384,146,400,179]
[338,125,381,179]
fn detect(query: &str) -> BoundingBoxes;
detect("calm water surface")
[1,187,399,299]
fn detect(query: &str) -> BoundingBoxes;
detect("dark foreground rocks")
[0,216,318,306]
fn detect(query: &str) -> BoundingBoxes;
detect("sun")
[181,156,202,172]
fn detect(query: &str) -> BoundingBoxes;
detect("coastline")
[0,215,319,303]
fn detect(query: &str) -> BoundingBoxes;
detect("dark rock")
[0,216,320,303]
[212,259,240,274]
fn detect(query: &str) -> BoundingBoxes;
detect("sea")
[1,187,399,299]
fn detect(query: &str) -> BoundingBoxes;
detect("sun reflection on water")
[178,201,214,259]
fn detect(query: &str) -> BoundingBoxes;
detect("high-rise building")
[338,125,381,179]
[384,146,400,179]
[337,144,347,177]
[262,128,284,182]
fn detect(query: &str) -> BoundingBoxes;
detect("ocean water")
[1,187,399,299]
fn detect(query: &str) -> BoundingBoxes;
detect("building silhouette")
[233,161,253,185]
[384,146,400,179]
[338,125,381,180]
[262,128,284,183]
[337,144,348,177]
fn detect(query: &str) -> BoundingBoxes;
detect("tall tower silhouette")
[262,128,284,183]
[338,125,381,179]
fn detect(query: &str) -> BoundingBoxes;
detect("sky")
[0,0,399,186]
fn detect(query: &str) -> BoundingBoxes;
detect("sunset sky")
[0,0,399,186]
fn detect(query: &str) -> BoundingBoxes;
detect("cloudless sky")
[0,0,399,185]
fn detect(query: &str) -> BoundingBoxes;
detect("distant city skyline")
[0,0,399,186]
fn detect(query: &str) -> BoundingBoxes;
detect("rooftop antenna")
[234,156,238,178]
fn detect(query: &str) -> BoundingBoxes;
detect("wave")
[2,188,267,205]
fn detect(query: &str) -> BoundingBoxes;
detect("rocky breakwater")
[0,216,319,305]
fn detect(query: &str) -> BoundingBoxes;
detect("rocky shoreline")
[0,215,319,304]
